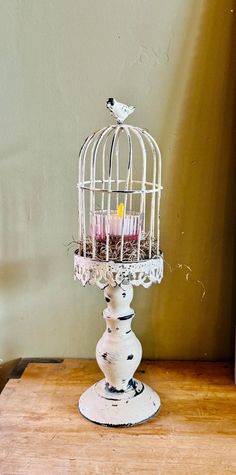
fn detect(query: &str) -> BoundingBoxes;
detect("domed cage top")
[76,118,162,264]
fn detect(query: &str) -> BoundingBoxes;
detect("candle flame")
[117,202,124,218]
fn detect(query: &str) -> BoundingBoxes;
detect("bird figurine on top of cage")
[74,98,163,427]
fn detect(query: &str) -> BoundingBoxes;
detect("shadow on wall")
[143,0,236,360]
[0,359,21,393]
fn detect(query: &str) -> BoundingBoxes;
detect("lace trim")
[74,254,163,288]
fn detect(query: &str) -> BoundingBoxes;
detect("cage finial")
[106,98,135,124]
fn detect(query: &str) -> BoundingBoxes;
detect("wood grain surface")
[0,359,235,475]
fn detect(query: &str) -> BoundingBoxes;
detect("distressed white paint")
[96,285,142,391]
[106,98,135,124]
[74,254,163,288]
[77,101,163,425]
[79,284,161,426]
[77,105,163,262]
[79,378,160,427]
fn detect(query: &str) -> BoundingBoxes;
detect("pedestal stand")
[75,254,163,427]
[78,284,160,427]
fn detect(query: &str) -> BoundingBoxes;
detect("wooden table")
[0,359,236,475]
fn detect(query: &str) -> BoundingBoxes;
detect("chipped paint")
[97,285,142,392]
[79,283,161,426]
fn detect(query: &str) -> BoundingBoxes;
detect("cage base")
[78,378,160,427]
[74,253,163,288]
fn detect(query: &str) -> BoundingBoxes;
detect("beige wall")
[0,0,235,362]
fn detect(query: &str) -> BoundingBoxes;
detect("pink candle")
[90,210,143,241]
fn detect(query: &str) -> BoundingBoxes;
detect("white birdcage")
[74,99,164,427]
[74,99,163,287]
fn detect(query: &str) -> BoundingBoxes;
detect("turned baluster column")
[78,281,160,427]
[96,284,142,393]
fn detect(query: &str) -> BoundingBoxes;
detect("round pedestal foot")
[78,378,161,427]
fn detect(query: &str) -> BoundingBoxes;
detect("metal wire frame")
[78,124,162,262]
